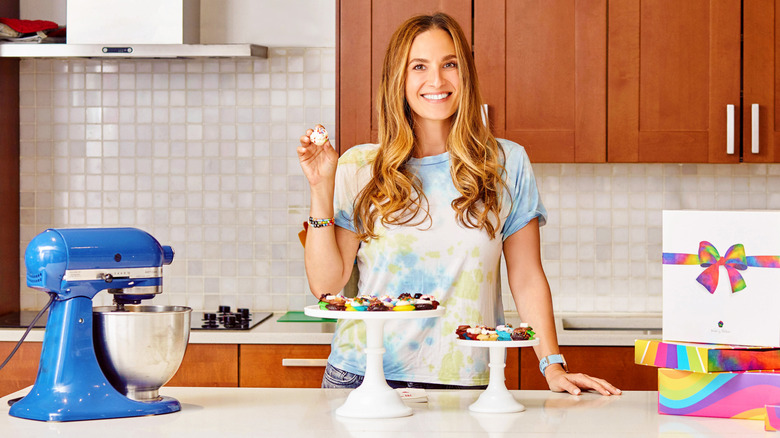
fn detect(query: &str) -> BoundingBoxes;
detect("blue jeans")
[322,363,488,390]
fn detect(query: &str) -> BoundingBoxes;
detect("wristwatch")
[539,354,568,377]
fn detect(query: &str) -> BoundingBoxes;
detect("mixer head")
[25,227,174,301]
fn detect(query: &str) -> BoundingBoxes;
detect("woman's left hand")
[544,366,622,396]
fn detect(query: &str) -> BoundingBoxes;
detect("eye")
[444,61,458,69]
[411,64,425,71]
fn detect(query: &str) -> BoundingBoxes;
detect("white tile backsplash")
[18,52,780,314]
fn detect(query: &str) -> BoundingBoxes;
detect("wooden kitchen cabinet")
[0,0,20,317]
[0,342,238,397]
[338,0,605,163]
[238,344,519,389]
[743,0,780,163]
[338,0,607,163]
[339,0,780,163]
[239,344,330,388]
[608,0,780,163]
[167,344,239,387]
[608,0,741,163]
[0,342,40,397]
[0,339,518,393]
[475,0,607,163]
[519,346,658,391]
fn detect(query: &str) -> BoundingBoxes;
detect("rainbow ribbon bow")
[663,241,780,294]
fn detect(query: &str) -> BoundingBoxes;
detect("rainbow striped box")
[659,368,780,420]
[636,339,780,372]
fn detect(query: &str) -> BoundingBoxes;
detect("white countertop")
[0,312,661,346]
[0,387,771,437]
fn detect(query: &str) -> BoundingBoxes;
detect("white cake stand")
[304,305,444,418]
[455,337,540,413]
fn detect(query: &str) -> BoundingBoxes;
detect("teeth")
[422,93,449,100]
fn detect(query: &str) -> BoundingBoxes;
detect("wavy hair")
[353,12,507,241]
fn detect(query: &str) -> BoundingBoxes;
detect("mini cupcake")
[510,323,535,341]
[393,295,415,311]
[367,299,389,311]
[379,295,396,309]
[319,293,346,311]
[414,294,439,310]
[348,296,370,311]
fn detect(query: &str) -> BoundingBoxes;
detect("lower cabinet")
[167,344,239,387]
[520,346,658,390]
[0,342,238,397]
[0,342,41,397]
[238,345,520,389]
[239,344,330,388]
[504,349,520,390]
[7,341,617,395]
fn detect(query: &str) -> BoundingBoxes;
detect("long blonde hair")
[353,13,507,241]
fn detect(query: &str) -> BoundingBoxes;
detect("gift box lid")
[636,339,780,372]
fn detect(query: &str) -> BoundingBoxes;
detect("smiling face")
[404,28,460,128]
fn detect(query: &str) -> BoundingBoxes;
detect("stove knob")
[201,313,219,328]
[218,305,231,314]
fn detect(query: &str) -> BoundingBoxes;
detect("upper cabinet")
[608,0,741,163]
[743,0,780,163]
[338,0,780,163]
[475,0,607,163]
[609,0,780,163]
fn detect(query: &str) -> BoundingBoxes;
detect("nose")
[429,67,444,88]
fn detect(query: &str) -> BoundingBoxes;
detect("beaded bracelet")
[308,216,335,228]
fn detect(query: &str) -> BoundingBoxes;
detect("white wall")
[200,0,335,47]
[20,0,66,22]
[20,0,336,47]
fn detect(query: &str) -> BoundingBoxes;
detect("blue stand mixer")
[9,227,181,422]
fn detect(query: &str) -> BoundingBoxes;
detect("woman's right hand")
[297,125,339,187]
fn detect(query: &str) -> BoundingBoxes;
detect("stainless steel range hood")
[0,43,267,59]
[5,0,268,59]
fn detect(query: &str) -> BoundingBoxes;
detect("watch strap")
[539,354,567,377]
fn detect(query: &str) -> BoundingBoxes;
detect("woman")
[297,12,620,395]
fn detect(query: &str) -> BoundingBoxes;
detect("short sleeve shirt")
[328,138,547,385]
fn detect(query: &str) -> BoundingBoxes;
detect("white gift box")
[662,210,780,347]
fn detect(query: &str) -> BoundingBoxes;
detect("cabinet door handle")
[726,104,735,155]
[752,104,760,154]
[281,358,328,367]
[482,103,489,127]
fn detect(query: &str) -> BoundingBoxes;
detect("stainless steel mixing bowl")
[93,305,192,401]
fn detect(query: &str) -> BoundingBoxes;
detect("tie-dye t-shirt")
[329,138,547,386]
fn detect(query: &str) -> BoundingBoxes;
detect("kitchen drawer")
[0,342,41,397]
[239,344,330,388]
[167,343,238,387]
